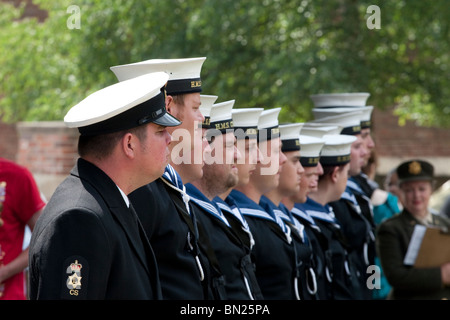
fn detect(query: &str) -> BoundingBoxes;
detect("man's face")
[166,93,205,181]
[166,92,203,151]
[360,128,375,165]
[202,132,240,195]
[136,123,172,185]
[236,138,260,187]
[277,150,303,197]
[251,138,287,194]
[293,164,322,203]
[349,134,368,176]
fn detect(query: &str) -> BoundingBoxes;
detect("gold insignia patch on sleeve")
[66,260,82,294]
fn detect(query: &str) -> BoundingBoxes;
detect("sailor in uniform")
[261,123,319,300]
[29,72,179,299]
[311,99,376,299]
[297,134,363,299]
[216,107,265,299]
[229,108,305,299]
[186,101,263,299]
[111,58,218,299]
[283,133,332,299]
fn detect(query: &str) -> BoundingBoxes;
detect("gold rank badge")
[66,260,82,291]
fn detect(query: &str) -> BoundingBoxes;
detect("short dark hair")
[319,164,347,182]
[171,94,186,106]
[78,125,148,160]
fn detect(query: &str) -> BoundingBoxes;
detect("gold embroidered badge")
[66,260,82,290]
[409,161,422,175]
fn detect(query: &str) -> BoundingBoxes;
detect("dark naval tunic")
[298,197,361,299]
[291,203,334,299]
[186,183,262,300]
[228,189,299,299]
[29,158,161,299]
[329,177,376,299]
[129,165,212,299]
[259,196,318,300]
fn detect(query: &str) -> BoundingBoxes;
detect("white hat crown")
[310,92,370,108]
[258,107,281,130]
[200,95,219,118]
[64,72,173,133]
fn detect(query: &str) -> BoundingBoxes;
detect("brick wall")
[372,107,450,158]
[371,107,450,178]
[17,121,78,175]
[15,121,79,200]
[0,122,18,161]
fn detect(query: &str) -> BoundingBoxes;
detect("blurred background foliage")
[0,0,448,127]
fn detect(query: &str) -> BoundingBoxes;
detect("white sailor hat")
[312,106,373,129]
[257,107,281,141]
[279,123,303,152]
[231,108,264,139]
[64,72,181,136]
[301,124,342,138]
[310,92,370,108]
[209,100,235,133]
[319,134,357,166]
[200,95,218,128]
[359,105,374,128]
[110,57,206,95]
[311,110,363,135]
[299,135,325,167]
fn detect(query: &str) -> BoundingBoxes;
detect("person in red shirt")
[0,158,45,300]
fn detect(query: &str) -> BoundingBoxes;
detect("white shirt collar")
[116,185,130,208]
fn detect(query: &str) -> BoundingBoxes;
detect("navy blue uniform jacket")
[29,158,161,299]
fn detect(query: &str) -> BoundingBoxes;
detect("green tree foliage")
[0,0,448,127]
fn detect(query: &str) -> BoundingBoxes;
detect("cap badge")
[409,161,422,175]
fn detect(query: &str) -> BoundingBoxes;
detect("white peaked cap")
[64,72,180,135]
[320,134,357,165]
[279,123,304,141]
[200,95,218,118]
[210,100,235,123]
[310,92,370,108]
[258,107,281,130]
[231,108,264,128]
[111,57,206,81]
[301,124,342,138]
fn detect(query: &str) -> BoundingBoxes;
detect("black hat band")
[234,127,258,140]
[361,120,371,129]
[209,119,233,133]
[300,156,320,167]
[341,125,361,135]
[320,154,351,166]
[166,77,202,95]
[281,139,301,152]
[258,126,280,142]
